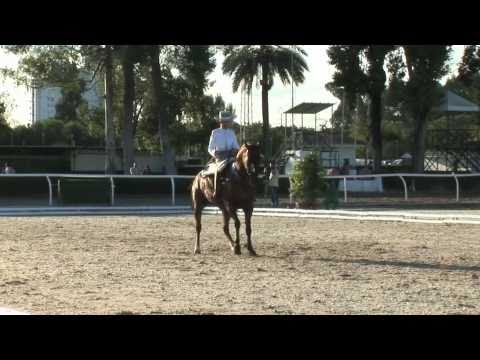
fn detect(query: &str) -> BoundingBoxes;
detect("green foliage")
[327,45,396,171]
[63,121,90,145]
[0,121,12,145]
[458,45,480,86]
[0,100,8,126]
[223,45,308,159]
[41,119,65,145]
[2,45,82,87]
[323,183,339,210]
[55,79,87,122]
[223,45,308,93]
[290,152,327,208]
[12,125,36,145]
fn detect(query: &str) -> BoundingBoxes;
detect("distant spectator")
[269,161,280,207]
[129,161,141,175]
[143,165,152,175]
[329,166,341,189]
[328,167,340,176]
[3,162,16,174]
[340,158,351,175]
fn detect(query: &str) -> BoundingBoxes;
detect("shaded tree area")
[327,45,452,173]
[0,45,218,174]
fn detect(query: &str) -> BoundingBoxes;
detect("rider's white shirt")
[208,128,240,158]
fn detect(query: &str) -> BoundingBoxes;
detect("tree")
[0,99,8,127]
[387,46,451,172]
[222,45,308,160]
[136,46,217,169]
[1,45,218,174]
[2,45,119,173]
[102,45,117,173]
[119,46,139,173]
[55,79,87,122]
[290,152,327,208]
[458,45,480,86]
[147,45,177,174]
[327,45,395,172]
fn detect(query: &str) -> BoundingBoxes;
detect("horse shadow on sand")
[259,253,480,273]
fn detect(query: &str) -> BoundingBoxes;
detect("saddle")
[200,158,238,199]
[200,158,230,178]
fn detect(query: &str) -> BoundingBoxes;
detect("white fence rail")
[0,174,192,206]
[0,172,479,206]
[292,173,480,203]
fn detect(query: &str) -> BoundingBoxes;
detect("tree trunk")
[368,91,383,172]
[104,45,116,174]
[261,64,271,161]
[149,46,177,175]
[413,113,427,173]
[121,48,135,174]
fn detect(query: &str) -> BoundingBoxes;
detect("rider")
[206,111,240,196]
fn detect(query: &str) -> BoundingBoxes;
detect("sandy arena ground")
[1,214,479,315]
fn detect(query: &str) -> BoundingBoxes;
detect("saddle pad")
[200,159,229,177]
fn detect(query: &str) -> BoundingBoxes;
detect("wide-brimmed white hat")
[218,111,236,123]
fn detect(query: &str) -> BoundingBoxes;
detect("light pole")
[290,45,295,150]
[341,87,345,145]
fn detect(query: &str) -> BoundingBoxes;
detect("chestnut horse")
[191,143,261,255]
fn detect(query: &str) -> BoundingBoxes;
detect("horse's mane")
[235,144,248,164]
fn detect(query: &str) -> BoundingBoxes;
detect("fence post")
[170,177,176,205]
[453,174,459,202]
[343,177,347,203]
[110,177,115,206]
[46,176,53,206]
[399,175,408,201]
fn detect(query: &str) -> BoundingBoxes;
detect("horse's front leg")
[230,208,241,255]
[243,206,256,256]
[220,205,236,253]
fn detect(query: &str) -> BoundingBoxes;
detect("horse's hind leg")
[230,208,241,255]
[220,206,237,254]
[193,203,204,255]
[243,206,256,256]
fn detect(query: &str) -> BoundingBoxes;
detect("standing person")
[340,158,351,175]
[269,161,280,207]
[143,164,152,175]
[129,161,141,175]
[4,162,15,174]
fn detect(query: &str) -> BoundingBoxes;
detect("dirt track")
[1,215,479,314]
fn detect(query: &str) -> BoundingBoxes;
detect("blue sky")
[0,45,465,127]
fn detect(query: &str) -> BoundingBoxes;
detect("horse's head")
[236,143,262,176]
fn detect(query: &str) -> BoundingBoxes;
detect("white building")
[33,72,103,124]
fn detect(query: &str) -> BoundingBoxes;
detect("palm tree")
[222,45,308,160]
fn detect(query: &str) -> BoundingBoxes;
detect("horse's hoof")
[194,248,201,255]
[233,247,241,255]
[248,249,257,256]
